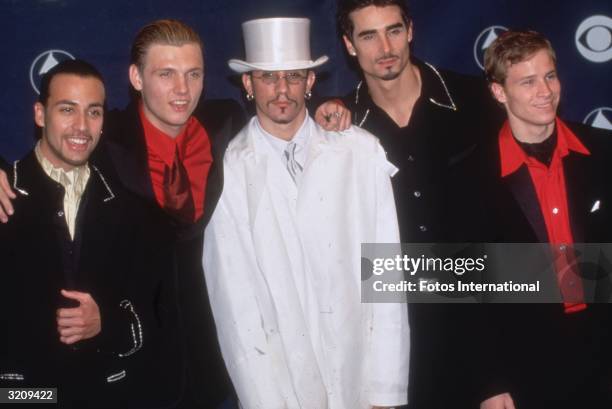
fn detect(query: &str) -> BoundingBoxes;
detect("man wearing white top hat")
[203,17,410,409]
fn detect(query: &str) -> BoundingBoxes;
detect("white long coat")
[203,116,410,409]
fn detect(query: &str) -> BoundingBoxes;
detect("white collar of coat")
[237,113,335,165]
[254,113,310,162]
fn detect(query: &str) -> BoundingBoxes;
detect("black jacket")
[0,152,173,408]
[344,59,502,409]
[344,58,502,243]
[450,121,612,408]
[93,97,246,408]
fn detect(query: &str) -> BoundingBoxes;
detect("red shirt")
[140,106,213,222]
[499,118,590,313]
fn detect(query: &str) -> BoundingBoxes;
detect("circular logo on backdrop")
[29,49,75,94]
[473,26,508,70]
[584,107,612,130]
[575,15,612,63]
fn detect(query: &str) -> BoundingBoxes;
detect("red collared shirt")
[140,105,213,222]
[499,117,590,313]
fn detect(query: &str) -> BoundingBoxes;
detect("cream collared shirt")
[35,142,90,240]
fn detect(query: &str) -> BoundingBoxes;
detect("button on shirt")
[344,59,492,243]
[499,118,590,312]
[349,90,443,242]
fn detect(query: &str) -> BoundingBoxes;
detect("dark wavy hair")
[38,59,104,105]
[337,0,411,39]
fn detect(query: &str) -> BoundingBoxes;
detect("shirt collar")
[354,58,456,111]
[255,113,311,162]
[499,117,590,177]
[34,141,90,193]
[255,113,310,146]
[557,117,590,156]
[417,59,457,110]
[139,103,198,165]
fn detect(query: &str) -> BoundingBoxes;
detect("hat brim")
[228,55,329,73]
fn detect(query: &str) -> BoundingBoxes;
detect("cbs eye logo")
[575,15,612,63]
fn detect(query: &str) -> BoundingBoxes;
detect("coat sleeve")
[0,156,9,171]
[203,160,296,409]
[366,142,411,406]
[0,194,32,387]
[0,213,23,386]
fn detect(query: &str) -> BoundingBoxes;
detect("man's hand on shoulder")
[0,168,16,223]
[314,99,352,131]
[56,289,102,345]
[481,393,516,409]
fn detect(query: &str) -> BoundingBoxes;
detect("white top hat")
[228,17,329,73]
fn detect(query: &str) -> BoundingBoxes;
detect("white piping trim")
[354,81,371,127]
[106,370,126,383]
[424,62,457,111]
[12,161,29,196]
[117,299,143,357]
[354,81,363,105]
[91,165,115,202]
[353,61,458,128]
[358,109,370,128]
[0,373,24,381]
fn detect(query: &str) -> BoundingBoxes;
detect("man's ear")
[242,73,253,97]
[129,64,143,91]
[407,20,414,43]
[306,71,316,94]
[343,35,357,57]
[490,82,507,105]
[34,102,45,128]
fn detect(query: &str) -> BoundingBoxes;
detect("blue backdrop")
[1,0,610,161]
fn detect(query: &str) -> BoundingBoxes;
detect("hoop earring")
[304,90,312,100]
[246,93,254,101]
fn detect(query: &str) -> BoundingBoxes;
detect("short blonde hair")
[484,30,556,84]
[130,19,203,70]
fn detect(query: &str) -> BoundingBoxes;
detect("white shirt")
[203,115,410,409]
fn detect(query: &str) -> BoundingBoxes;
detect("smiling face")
[491,49,561,141]
[129,42,204,137]
[34,73,105,171]
[343,5,412,82]
[242,69,315,140]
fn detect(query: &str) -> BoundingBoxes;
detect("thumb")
[61,289,86,303]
